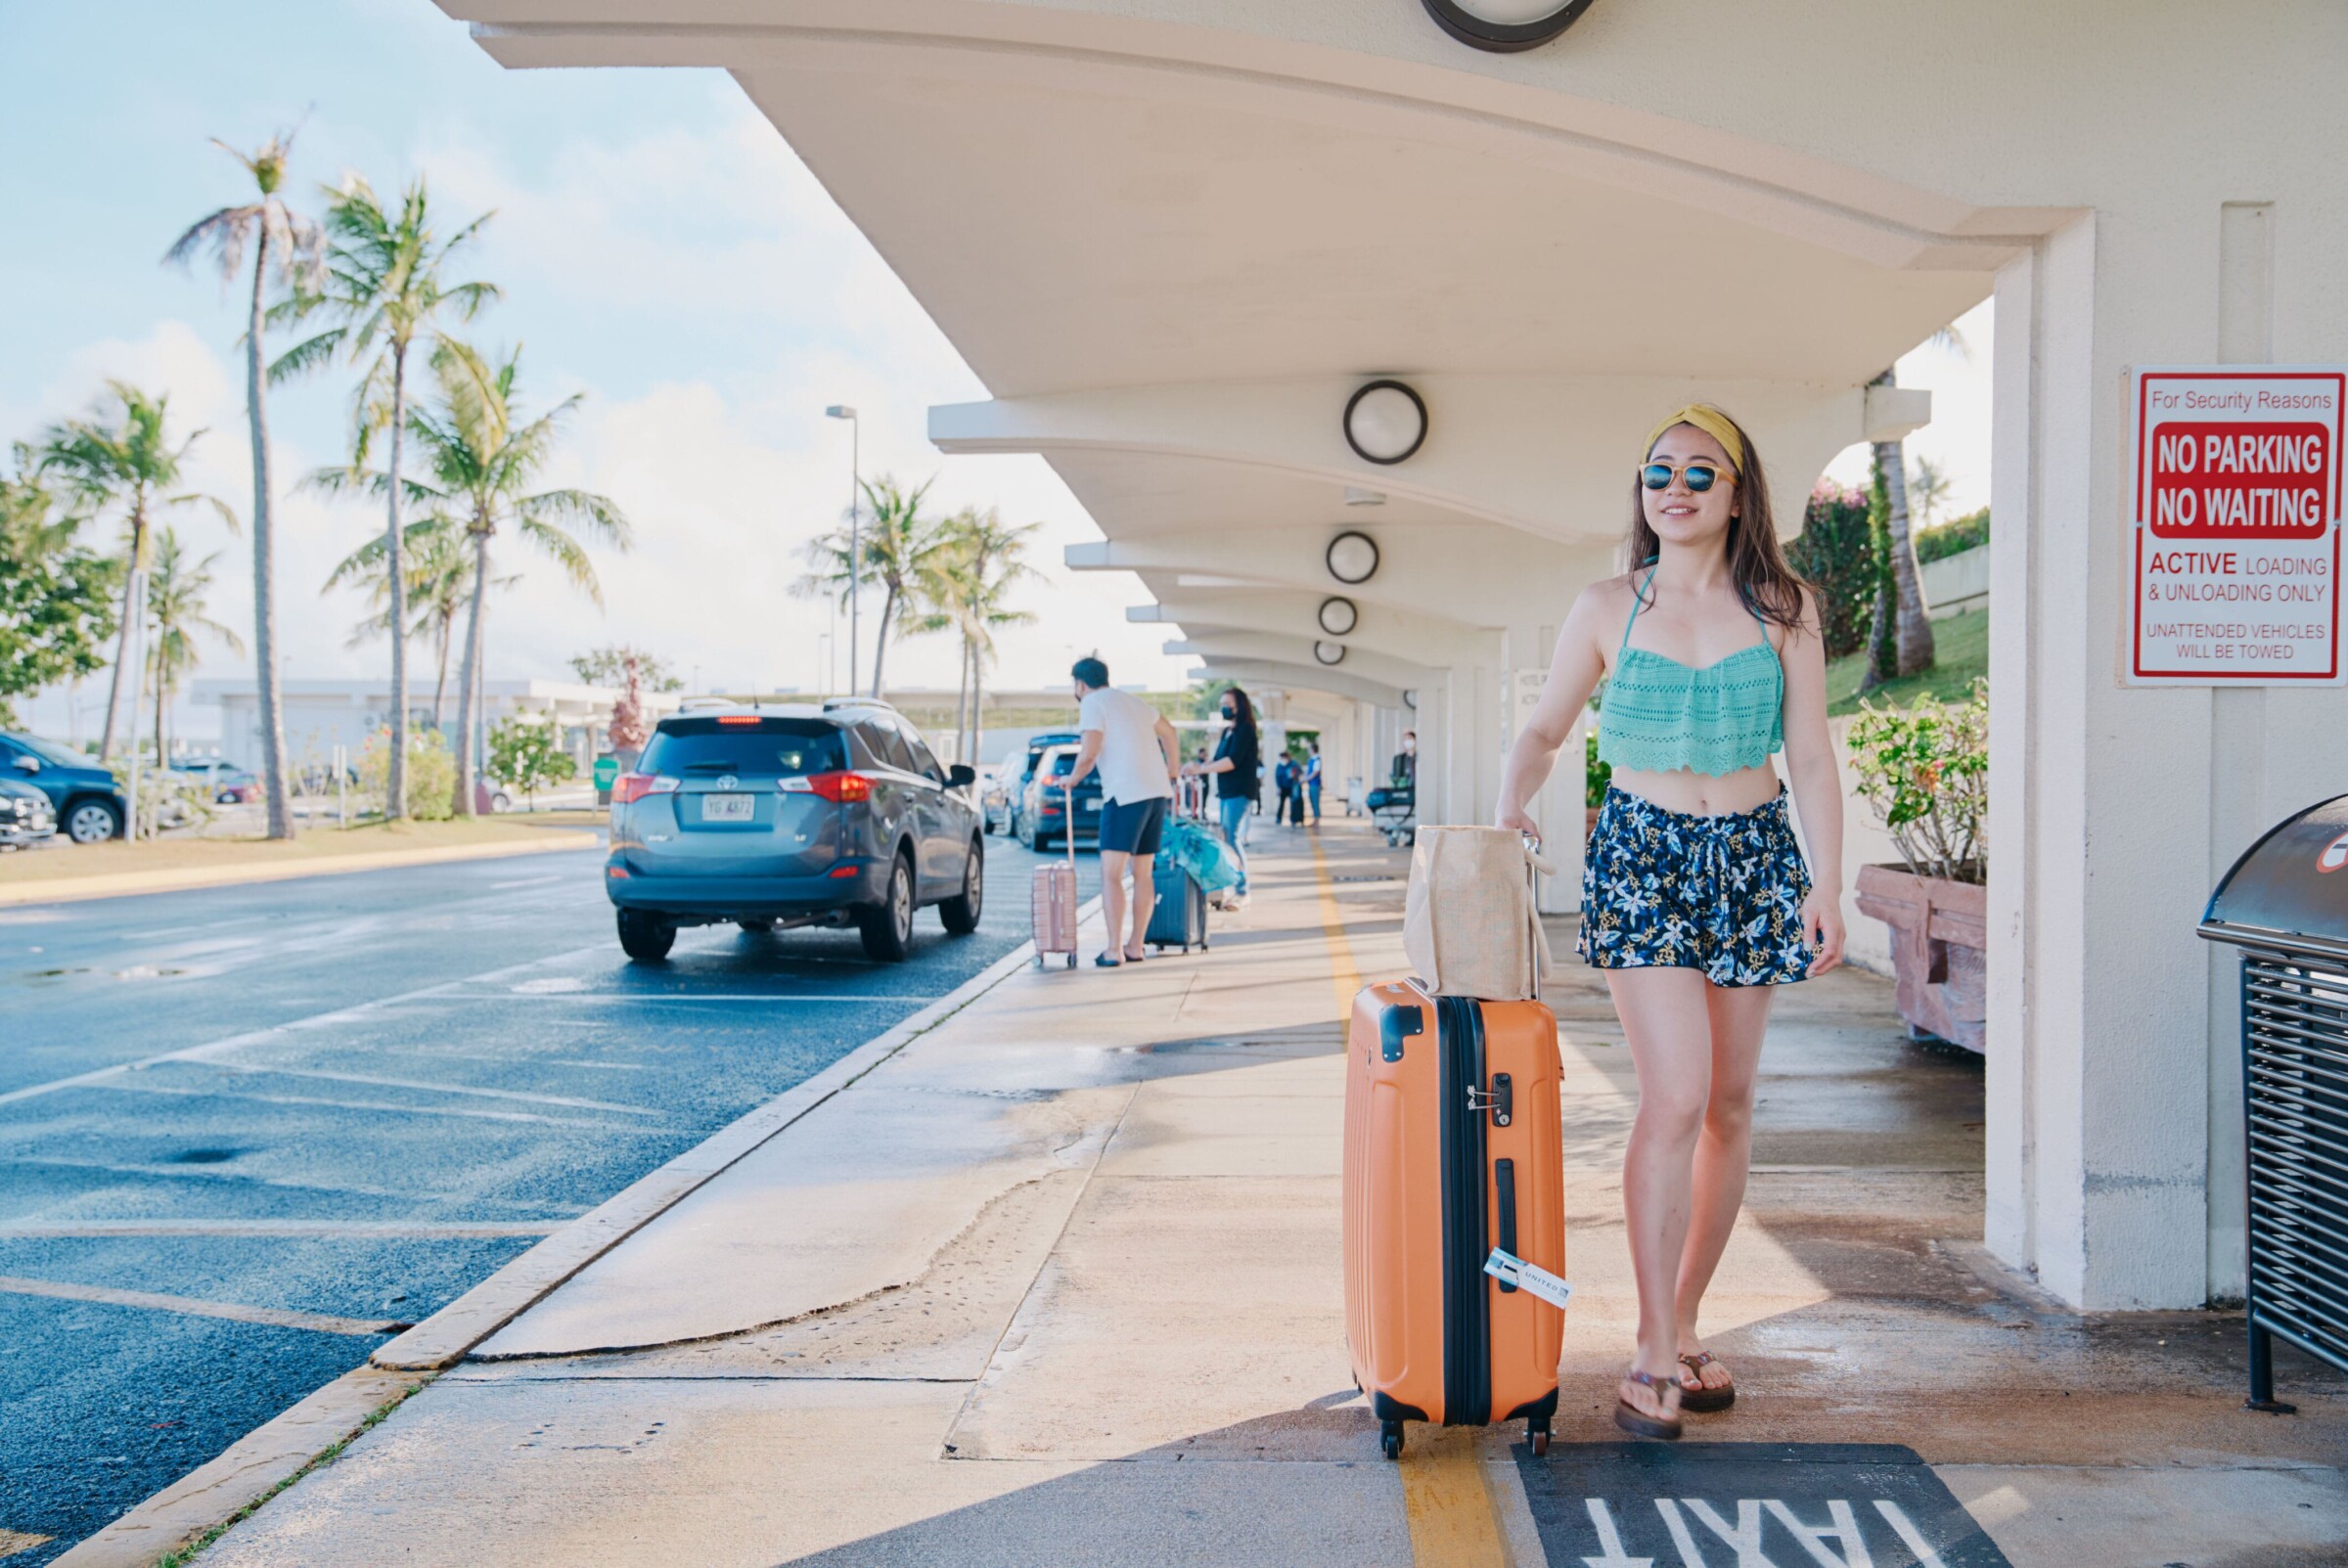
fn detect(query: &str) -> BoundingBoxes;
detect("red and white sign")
[2129,367,2344,684]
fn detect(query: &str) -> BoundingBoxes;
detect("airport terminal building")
[436,0,2348,1313]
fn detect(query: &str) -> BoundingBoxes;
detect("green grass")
[1826,606,1988,716]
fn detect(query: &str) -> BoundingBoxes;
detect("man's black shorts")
[1098,796,1168,857]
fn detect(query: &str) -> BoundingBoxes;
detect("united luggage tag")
[1483,1248,1572,1311]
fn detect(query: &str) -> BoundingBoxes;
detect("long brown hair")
[1624,408,1809,633]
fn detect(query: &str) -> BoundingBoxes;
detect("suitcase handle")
[1494,1158,1518,1291]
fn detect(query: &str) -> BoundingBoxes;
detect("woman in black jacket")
[1182,685,1260,904]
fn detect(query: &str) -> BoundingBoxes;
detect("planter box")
[1853,863,1986,1052]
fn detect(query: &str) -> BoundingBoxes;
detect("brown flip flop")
[1678,1351,1736,1412]
[1613,1367,1684,1440]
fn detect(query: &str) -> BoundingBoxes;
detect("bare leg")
[1126,852,1154,960]
[1099,849,1129,958]
[1606,966,1715,1423]
[1675,981,1775,1394]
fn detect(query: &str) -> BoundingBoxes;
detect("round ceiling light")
[1314,642,1347,667]
[1342,380,1427,466]
[1421,0,1598,53]
[1326,531,1379,586]
[1318,596,1359,637]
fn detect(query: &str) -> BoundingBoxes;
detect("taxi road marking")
[0,1532,54,1561]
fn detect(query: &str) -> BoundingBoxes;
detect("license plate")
[1081,800,1100,814]
[701,793,754,822]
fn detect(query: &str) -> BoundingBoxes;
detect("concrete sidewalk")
[164,823,2346,1567]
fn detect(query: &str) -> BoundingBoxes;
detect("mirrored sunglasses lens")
[1640,464,1674,490]
[1684,465,1717,492]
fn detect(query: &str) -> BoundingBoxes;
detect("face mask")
[1220,706,1235,719]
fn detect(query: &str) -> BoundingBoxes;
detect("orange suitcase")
[1344,977,1565,1458]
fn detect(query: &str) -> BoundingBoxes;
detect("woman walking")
[1184,684,1260,906]
[1495,405,1845,1440]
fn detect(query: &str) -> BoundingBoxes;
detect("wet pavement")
[0,832,1089,1565]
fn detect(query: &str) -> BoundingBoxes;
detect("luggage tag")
[1483,1248,1573,1311]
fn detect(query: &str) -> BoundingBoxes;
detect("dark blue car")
[0,731,125,843]
[605,701,983,963]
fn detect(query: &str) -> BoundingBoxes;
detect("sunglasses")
[1640,461,1727,493]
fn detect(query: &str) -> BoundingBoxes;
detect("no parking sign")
[2128,366,2345,684]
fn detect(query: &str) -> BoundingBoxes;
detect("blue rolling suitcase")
[1146,864,1208,953]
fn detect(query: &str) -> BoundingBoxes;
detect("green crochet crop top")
[1597,566,1784,778]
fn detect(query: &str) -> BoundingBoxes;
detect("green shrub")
[1915,506,1989,564]
[488,716,578,807]
[1786,482,1875,660]
[1845,679,1987,883]
[356,727,457,821]
[1584,725,1610,809]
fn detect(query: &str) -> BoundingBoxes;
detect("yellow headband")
[1643,404,1744,475]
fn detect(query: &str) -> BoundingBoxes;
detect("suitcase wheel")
[1380,1419,1404,1461]
[1528,1417,1551,1456]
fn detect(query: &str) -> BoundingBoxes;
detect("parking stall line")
[0,1274,404,1336]
[185,1062,665,1117]
[463,993,948,1005]
[0,1220,564,1239]
[96,1078,677,1131]
[0,940,612,1109]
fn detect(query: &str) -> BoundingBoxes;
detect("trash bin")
[2198,792,2348,1411]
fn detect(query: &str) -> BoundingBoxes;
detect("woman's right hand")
[1494,802,1541,839]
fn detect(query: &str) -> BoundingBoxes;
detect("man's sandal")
[1677,1352,1736,1412]
[1613,1368,1684,1440]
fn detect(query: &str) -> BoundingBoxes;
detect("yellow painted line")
[1307,836,1364,1020]
[1309,841,1513,1568]
[0,1531,55,1561]
[1398,1427,1515,1567]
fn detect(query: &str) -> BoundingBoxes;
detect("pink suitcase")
[1032,819,1079,968]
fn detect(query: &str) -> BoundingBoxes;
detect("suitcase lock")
[1468,1072,1513,1127]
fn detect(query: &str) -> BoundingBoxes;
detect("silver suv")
[605,701,983,963]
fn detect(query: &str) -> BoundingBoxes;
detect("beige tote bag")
[1402,827,1556,1001]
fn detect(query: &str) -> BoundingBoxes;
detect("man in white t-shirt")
[1057,656,1179,966]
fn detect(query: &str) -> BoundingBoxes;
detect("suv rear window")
[641,722,846,778]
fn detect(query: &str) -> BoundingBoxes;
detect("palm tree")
[35,383,230,761]
[910,507,1039,763]
[325,515,504,728]
[145,525,246,766]
[386,340,628,814]
[1907,456,1953,533]
[164,131,326,839]
[277,175,498,818]
[793,474,948,697]
[1860,325,1969,686]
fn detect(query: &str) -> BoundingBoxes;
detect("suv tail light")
[613,774,678,805]
[803,771,873,804]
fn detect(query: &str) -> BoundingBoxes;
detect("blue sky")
[1,0,1181,742]
[0,1,1989,745]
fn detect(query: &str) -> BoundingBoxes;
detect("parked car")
[176,760,259,804]
[979,766,1014,835]
[605,700,983,963]
[0,778,56,849]
[1002,730,1080,841]
[1017,743,1102,852]
[0,731,125,843]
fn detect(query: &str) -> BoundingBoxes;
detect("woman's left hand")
[1801,889,1845,975]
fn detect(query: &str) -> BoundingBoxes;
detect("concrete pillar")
[1984,197,2348,1310]
[1436,662,1502,832]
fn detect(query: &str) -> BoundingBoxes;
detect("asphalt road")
[0,829,1094,1565]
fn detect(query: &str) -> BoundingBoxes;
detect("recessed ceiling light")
[1319,597,1359,636]
[1314,642,1347,666]
[1421,0,1597,53]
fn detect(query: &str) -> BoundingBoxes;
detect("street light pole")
[825,405,860,696]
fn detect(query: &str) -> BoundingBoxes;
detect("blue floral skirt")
[1578,784,1814,987]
